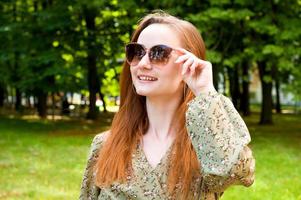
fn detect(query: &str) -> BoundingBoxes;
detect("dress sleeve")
[79,134,105,200]
[186,90,255,192]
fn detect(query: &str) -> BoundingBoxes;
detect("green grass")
[0,113,300,199]
[223,113,301,200]
[0,113,113,200]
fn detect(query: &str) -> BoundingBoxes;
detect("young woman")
[80,11,255,200]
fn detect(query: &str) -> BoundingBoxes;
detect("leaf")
[262,45,284,56]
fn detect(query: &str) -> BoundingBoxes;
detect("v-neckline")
[137,140,174,172]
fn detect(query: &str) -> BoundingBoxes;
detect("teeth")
[139,75,157,81]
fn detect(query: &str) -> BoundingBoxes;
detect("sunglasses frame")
[125,42,175,66]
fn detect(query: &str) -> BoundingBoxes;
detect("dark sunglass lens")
[149,45,172,64]
[126,44,145,65]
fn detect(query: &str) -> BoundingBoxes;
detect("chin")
[135,89,154,96]
[134,83,157,96]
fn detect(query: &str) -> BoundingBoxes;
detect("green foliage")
[188,0,300,100]
[0,0,300,119]
[102,67,120,97]
[206,50,222,63]
[262,45,284,56]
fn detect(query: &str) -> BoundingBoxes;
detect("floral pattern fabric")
[80,91,255,200]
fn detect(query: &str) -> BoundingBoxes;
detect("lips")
[137,75,158,81]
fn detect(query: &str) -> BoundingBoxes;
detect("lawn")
[0,112,300,200]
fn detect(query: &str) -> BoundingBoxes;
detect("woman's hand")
[175,48,216,96]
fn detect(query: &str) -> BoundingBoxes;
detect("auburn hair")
[95,11,206,199]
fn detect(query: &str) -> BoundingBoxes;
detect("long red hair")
[95,11,206,199]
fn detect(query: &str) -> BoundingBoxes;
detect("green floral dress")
[80,91,255,200]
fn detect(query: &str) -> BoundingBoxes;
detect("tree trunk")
[9,87,14,107]
[0,84,5,107]
[15,88,22,111]
[96,76,107,113]
[37,92,47,118]
[34,96,37,108]
[227,66,240,109]
[98,90,107,113]
[258,61,273,124]
[212,64,219,92]
[13,3,21,112]
[222,68,226,95]
[26,96,31,108]
[51,92,55,120]
[61,94,70,115]
[275,71,281,114]
[84,6,98,119]
[87,58,98,119]
[240,61,251,116]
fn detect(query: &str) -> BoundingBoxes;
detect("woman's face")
[130,24,183,98]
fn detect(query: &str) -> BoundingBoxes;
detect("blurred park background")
[0,0,300,199]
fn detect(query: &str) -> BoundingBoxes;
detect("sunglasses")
[125,43,175,66]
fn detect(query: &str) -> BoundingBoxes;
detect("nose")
[137,52,152,69]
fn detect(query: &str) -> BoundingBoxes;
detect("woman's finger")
[175,47,207,62]
[175,54,190,63]
[174,47,191,55]
[197,59,209,69]
[190,59,199,76]
[182,57,194,75]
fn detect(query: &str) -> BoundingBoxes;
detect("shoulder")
[89,130,111,153]
[80,131,110,199]
[92,130,110,144]
[85,130,111,168]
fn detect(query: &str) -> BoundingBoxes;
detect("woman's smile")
[137,74,158,82]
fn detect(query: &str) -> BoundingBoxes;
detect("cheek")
[161,64,183,87]
[165,63,182,81]
[130,67,136,81]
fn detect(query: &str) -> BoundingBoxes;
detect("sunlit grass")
[223,113,301,200]
[0,113,113,200]
[0,112,300,199]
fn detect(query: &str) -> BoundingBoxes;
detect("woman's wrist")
[193,84,216,96]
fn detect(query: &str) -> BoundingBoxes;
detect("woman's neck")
[145,93,182,142]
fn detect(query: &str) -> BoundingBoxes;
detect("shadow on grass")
[0,112,114,135]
